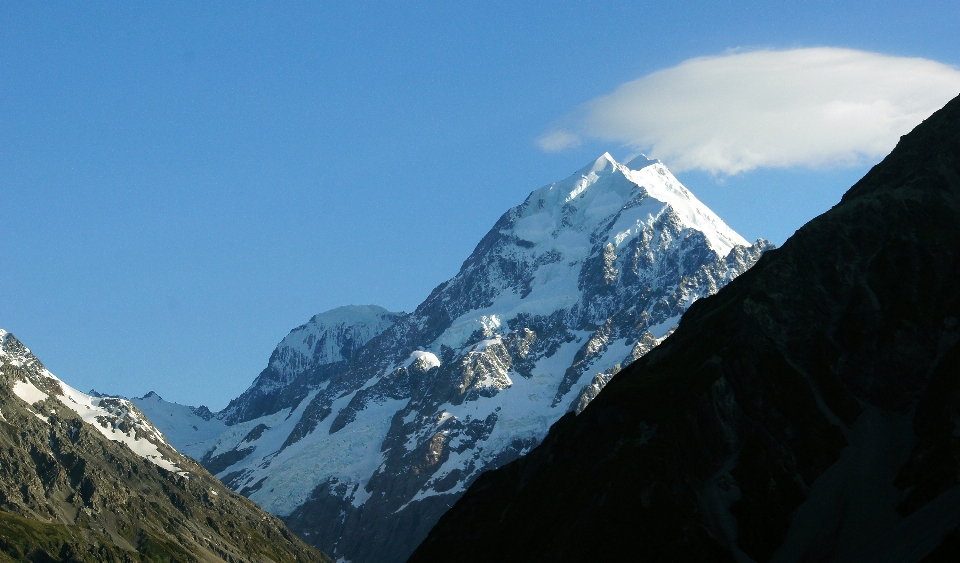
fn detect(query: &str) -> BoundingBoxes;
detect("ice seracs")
[138,154,774,563]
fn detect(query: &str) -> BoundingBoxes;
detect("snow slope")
[131,391,227,460]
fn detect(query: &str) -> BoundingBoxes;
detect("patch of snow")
[471,338,501,353]
[56,383,185,473]
[436,412,455,425]
[625,154,660,170]
[647,315,682,339]
[13,380,49,405]
[584,337,633,374]
[479,315,502,333]
[401,351,440,370]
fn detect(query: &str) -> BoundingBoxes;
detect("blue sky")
[3,1,959,409]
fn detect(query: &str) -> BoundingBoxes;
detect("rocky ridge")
[0,329,328,563]
[136,155,772,563]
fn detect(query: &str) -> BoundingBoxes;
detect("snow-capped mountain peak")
[624,153,660,169]
[214,304,405,426]
[519,154,746,257]
[270,304,403,375]
[619,160,748,255]
[138,154,774,563]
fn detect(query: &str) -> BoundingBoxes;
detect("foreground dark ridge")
[410,94,960,563]
[0,332,329,563]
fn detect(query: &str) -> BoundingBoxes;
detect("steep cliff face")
[219,305,406,428]
[409,95,960,563]
[0,330,328,563]
[138,155,770,563]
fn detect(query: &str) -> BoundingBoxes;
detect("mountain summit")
[410,96,960,562]
[137,154,772,563]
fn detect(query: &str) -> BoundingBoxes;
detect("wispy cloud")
[536,129,581,152]
[539,48,960,175]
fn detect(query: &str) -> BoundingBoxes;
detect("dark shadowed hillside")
[409,94,960,563]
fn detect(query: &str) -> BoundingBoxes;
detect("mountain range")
[134,154,771,563]
[408,94,960,562]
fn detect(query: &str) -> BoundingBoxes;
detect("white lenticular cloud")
[537,129,582,152]
[539,48,960,175]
